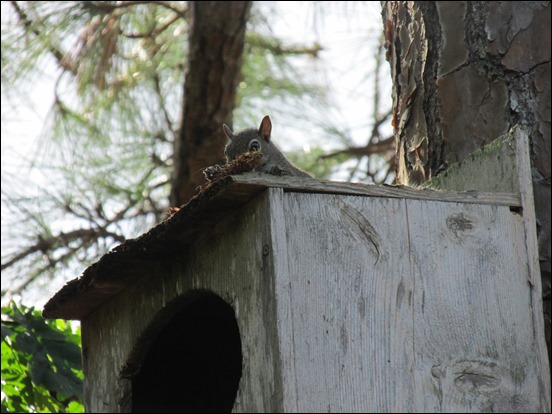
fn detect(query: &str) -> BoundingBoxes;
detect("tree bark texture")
[383,0,551,367]
[170,1,252,207]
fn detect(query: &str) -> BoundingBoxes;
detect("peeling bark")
[170,1,252,207]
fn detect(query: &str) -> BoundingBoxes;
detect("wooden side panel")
[82,189,283,413]
[423,127,550,411]
[282,193,414,412]
[280,192,549,412]
[406,200,547,412]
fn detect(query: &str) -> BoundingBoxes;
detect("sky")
[269,2,391,148]
[1,1,391,308]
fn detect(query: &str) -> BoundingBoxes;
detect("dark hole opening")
[132,292,242,413]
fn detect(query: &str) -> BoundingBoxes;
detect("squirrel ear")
[259,115,272,142]
[223,124,234,140]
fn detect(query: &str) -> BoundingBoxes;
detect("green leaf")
[2,302,84,412]
[1,324,15,339]
[14,331,38,354]
[30,351,53,385]
[43,339,82,369]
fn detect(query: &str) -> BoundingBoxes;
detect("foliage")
[1,1,334,299]
[1,302,84,413]
[1,2,391,409]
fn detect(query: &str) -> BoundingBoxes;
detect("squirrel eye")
[249,139,261,152]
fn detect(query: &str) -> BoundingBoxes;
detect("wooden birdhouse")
[43,128,550,412]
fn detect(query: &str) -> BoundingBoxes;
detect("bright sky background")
[1,2,390,308]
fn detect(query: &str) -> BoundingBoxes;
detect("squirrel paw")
[268,166,289,176]
[203,164,223,181]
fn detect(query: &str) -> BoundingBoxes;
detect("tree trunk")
[383,0,550,371]
[170,1,252,207]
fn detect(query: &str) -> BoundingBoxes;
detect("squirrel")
[221,115,311,178]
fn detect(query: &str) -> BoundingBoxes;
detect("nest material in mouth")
[200,151,263,190]
[167,151,264,216]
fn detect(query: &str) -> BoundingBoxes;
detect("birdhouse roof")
[42,174,519,320]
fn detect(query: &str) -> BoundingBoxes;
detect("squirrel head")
[223,115,272,162]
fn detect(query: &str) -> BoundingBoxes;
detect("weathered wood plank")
[406,199,547,412]
[83,190,284,412]
[424,131,520,193]
[228,173,521,207]
[424,126,541,288]
[282,192,414,412]
[513,128,541,287]
[274,191,549,412]
[265,188,299,412]
[423,127,550,410]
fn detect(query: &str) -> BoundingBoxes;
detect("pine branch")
[319,136,395,160]
[86,1,188,20]
[1,228,125,272]
[10,1,76,74]
[247,33,322,57]
[122,12,180,39]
